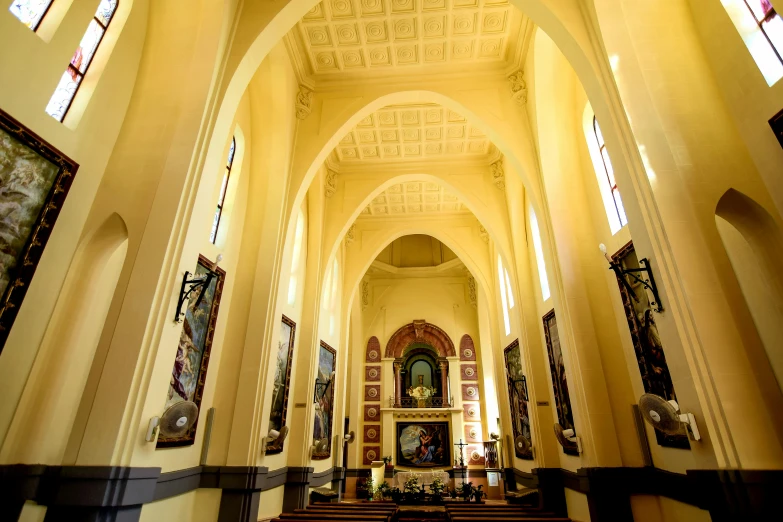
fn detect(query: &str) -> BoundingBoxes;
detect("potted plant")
[403,476,421,503]
[390,486,402,503]
[378,480,391,500]
[449,487,458,499]
[460,481,473,502]
[429,475,446,503]
[364,476,375,501]
[382,456,393,470]
[473,484,484,503]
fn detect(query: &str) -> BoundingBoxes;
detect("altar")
[395,470,450,490]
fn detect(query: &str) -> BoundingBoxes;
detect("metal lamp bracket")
[609,257,664,313]
[174,270,214,323]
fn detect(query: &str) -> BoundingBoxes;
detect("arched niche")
[0,213,129,465]
[385,320,456,359]
[716,188,783,393]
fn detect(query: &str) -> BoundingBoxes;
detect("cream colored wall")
[591,0,783,469]
[0,0,148,455]
[139,489,221,522]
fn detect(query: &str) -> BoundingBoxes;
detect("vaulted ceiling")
[333,103,495,163]
[358,180,471,217]
[288,0,529,84]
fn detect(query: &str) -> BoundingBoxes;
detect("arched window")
[45,0,118,122]
[322,258,340,337]
[287,210,305,306]
[497,256,511,336]
[8,0,54,30]
[722,0,783,85]
[210,137,236,244]
[588,115,627,234]
[529,208,551,301]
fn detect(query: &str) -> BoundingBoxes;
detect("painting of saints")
[0,110,78,353]
[613,243,689,449]
[312,341,336,459]
[267,315,296,452]
[397,423,450,467]
[503,340,533,459]
[159,255,224,447]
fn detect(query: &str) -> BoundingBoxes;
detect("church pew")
[450,513,571,522]
[294,507,402,517]
[274,514,391,522]
[310,502,398,509]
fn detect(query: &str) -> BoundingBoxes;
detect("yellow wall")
[139,489,221,522]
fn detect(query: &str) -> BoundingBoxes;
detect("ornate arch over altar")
[385,320,456,358]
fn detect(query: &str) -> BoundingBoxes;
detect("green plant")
[430,476,445,497]
[382,455,393,466]
[378,480,391,498]
[404,476,420,495]
[364,476,375,500]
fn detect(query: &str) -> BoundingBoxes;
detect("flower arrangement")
[430,476,445,495]
[378,480,391,499]
[382,455,393,467]
[404,476,421,495]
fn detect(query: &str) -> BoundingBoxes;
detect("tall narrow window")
[504,268,515,309]
[591,116,627,234]
[9,0,54,30]
[498,256,511,336]
[322,258,340,337]
[45,0,118,122]
[210,137,236,244]
[529,208,551,301]
[723,0,783,85]
[288,210,305,306]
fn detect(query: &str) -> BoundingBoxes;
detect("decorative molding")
[479,224,489,243]
[459,334,477,361]
[490,158,505,190]
[345,224,356,244]
[361,280,369,310]
[332,103,493,163]
[467,274,477,308]
[295,85,313,120]
[325,169,338,198]
[358,179,468,217]
[384,320,456,358]
[507,69,527,106]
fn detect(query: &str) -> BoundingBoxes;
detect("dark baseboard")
[0,464,346,522]
[502,466,783,522]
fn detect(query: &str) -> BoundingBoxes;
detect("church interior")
[1,0,783,521]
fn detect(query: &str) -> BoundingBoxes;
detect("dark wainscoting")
[0,464,346,522]
[504,466,782,522]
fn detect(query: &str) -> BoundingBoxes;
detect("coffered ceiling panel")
[292,0,526,81]
[358,180,469,217]
[334,103,493,162]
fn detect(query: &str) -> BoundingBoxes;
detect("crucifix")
[454,438,469,487]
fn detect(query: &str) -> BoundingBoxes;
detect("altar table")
[395,470,450,489]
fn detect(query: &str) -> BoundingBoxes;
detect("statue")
[408,375,434,408]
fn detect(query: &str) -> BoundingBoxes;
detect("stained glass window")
[45,0,118,122]
[746,0,783,64]
[593,116,628,231]
[8,0,54,30]
[723,0,783,84]
[209,137,236,244]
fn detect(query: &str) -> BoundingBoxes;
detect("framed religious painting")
[543,310,578,456]
[396,422,451,468]
[503,339,533,459]
[312,340,336,460]
[266,314,297,454]
[612,242,689,449]
[0,108,79,353]
[158,254,225,448]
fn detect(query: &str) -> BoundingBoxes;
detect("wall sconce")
[174,254,222,323]
[599,244,664,313]
[313,371,335,403]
